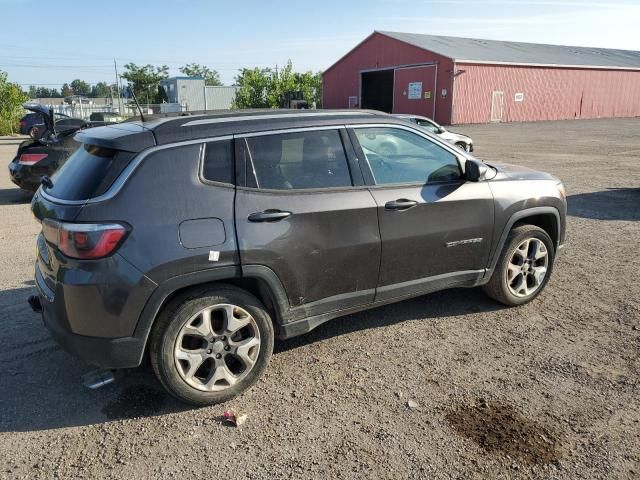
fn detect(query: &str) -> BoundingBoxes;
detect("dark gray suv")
[30,110,566,405]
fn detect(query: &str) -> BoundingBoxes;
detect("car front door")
[234,127,381,320]
[349,125,494,302]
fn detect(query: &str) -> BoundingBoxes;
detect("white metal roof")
[377,31,640,70]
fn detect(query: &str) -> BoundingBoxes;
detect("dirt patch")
[446,399,563,465]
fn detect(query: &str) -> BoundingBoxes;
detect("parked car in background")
[29,109,566,406]
[9,104,92,192]
[19,111,80,139]
[89,111,126,123]
[393,114,474,152]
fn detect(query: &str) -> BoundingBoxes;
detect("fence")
[42,102,187,120]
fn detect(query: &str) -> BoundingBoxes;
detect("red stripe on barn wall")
[452,63,640,124]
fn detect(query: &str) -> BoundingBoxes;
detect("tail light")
[42,220,129,259]
[19,153,48,165]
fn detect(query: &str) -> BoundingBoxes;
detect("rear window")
[45,144,134,200]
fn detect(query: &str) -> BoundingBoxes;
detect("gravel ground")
[0,118,638,479]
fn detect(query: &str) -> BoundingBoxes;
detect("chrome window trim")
[237,124,346,138]
[38,120,467,206]
[40,135,234,206]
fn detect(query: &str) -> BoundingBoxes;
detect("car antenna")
[127,87,146,122]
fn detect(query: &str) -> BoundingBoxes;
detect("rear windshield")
[45,144,134,200]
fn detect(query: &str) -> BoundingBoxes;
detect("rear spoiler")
[74,123,156,152]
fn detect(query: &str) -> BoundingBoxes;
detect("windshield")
[415,118,441,133]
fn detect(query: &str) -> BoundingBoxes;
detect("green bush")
[233,61,322,109]
[0,71,28,135]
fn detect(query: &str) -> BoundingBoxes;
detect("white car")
[393,114,474,152]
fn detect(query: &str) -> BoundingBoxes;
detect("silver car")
[394,114,473,152]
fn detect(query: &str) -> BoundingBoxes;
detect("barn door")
[392,65,437,119]
[490,91,504,122]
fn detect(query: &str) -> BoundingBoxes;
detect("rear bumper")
[8,161,41,191]
[41,302,145,369]
[35,256,155,369]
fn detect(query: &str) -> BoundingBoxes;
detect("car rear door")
[234,127,380,318]
[349,125,494,302]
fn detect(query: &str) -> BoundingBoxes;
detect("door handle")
[385,199,418,210]
[248,209,292,222]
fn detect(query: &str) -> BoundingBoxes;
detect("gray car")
[394,114,474,152]
[30,109,566,405]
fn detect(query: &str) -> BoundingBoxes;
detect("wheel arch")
[133,265,291,366]
[487,207,561,274]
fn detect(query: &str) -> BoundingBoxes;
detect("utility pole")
[113,59,123,115]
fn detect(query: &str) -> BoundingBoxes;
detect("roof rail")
[180,110,375,127]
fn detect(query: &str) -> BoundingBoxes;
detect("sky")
[1,0,639,89]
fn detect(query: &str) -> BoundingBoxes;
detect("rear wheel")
[28,126,40,139]
[150,285,274,406]
[482,225,555,306]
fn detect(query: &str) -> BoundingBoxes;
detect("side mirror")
[465,158,488,182]
[438,127,446,134]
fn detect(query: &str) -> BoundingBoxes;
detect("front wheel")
[150,285,274,406]
[455,142,469,152]
[482,225,555,306]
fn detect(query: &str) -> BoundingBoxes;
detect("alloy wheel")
[506,238,549,298]
[174,304,261,392]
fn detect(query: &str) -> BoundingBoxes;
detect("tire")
[482,224,555,306]
[455,142,468,152]
[28,126,40,139]
[150,284,274,406]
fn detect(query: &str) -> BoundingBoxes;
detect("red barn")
[322,31,640,125]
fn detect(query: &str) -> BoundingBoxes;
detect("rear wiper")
[40,176,54,189]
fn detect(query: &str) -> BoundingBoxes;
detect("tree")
[179,63,222,86]
[294,70,322,108]
[232,61,323,109]
[0,71,29,135]
[121,63,169,104]
[91,81,111,98]
[232,67,273,109]
[27,85,62,98]
[61,83,73,97]
[70,79,91,96]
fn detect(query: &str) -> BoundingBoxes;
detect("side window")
[202,139,234,184]
[354,127,461,185]
[245,130,352,190]
[416,119,439,134]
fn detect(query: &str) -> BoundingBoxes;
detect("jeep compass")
[30,110,566,405]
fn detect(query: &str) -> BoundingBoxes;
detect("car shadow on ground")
[0,285,504,433]
[0,283,192,433]
[567,188,640,221]
[0,187,32,206]
[276,287,505,353]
